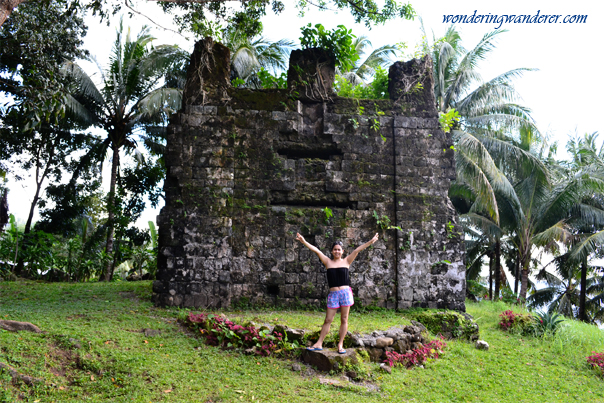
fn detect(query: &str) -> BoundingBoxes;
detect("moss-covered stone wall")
[153,38,466,311]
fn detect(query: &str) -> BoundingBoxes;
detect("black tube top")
[326,267,350,288]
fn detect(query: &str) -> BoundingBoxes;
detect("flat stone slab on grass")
[302,348,359,371]
[0,320,41,333]
[319,377,344,387]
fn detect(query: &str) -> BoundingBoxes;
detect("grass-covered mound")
[1,280,603,402]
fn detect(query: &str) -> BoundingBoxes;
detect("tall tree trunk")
[0,189,8,232]
[488,251,493,300]
[519,253,530,302]
[24,178,43,235]
[17,142,54,275]
[103,145,120,282]
[514,253,520,295]
[579,260,588,322]
[0,0,25,27]
[494,240,501,300]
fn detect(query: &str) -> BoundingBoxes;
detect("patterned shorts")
[327,287,354,309]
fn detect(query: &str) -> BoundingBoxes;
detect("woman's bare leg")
[338,305,350,352]
[311,308,338,348]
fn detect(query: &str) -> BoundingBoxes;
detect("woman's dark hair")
[331,241,344,250]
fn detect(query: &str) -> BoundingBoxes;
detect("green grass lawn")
[1,280,603,402]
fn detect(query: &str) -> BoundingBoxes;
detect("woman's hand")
[345,233,379,265]
[369,233,379,244]
[295,233,329,265]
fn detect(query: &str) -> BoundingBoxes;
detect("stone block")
[302,349,359,371]
[375,337,394,348]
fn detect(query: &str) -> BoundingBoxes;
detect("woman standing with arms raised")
[295,232,379,354]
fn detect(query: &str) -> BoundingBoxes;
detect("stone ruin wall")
[152,38,466,311]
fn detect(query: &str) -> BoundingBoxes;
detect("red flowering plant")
[383,338,447,368]
[587,352,604,376]
[185,312,293,357]
[498,310,532,333]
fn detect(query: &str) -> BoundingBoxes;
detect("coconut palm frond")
[569,229,604,264]
[445,28,505,104]
[463,111,536,134]
[444,68,482,108]
[131,87,182,125]
[449,182,476,202]
[535,262,565,285]
[463,226,485,241]
[256,38,294,72]
[539,171,604,231]
[553,292,576,317]
[339,71,366,87]
[527,286,561,309]
[352,35,372,60]
[460,213,503,238]
[532,221,573,251]
[231,45,259,80]
[139,45,189,76]
[466,250,487,281]
[139,133,166,156]
[585,276,604,296]
[477,134,549,184]
[455,146,499,224]
[456,131,526,223]
[458,29,505,71]
[61,61,105,106]
[355,44,399,79]
[434,41,456,98]
[514,172,551,221]
[62,93,102,126]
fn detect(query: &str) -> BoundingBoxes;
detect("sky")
[6,0,603,235]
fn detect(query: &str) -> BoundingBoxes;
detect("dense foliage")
[299,23,358,71]
[157,0,415,38]
[384,339,446,368]
[588,352,604,376]
[0,0,92,233]
[185,312,300,357]
[335,65,389,99]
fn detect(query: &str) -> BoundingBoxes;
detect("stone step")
[301,348,359,371]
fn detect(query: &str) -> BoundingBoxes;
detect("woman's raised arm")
[345,233,379,265]
[295,233,330,266]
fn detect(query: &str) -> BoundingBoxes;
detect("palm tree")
[500,156,604,301]
[452,124,604,303]
[426,23,542,221]
[460,213,503,299]
[450,127,550,298]
[425,24,536,133]
[425,25,569,303]
[63,22,187,281]
[560,132,604,320]
[529,254,581,317]
[426,25,540,293]
[337,35,399,87]
[221,26,294,87]
[529,252,604,321]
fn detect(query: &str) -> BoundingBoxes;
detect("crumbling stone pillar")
[182,37,231,106]
[287,48,336,101]
[389,56,437,118]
